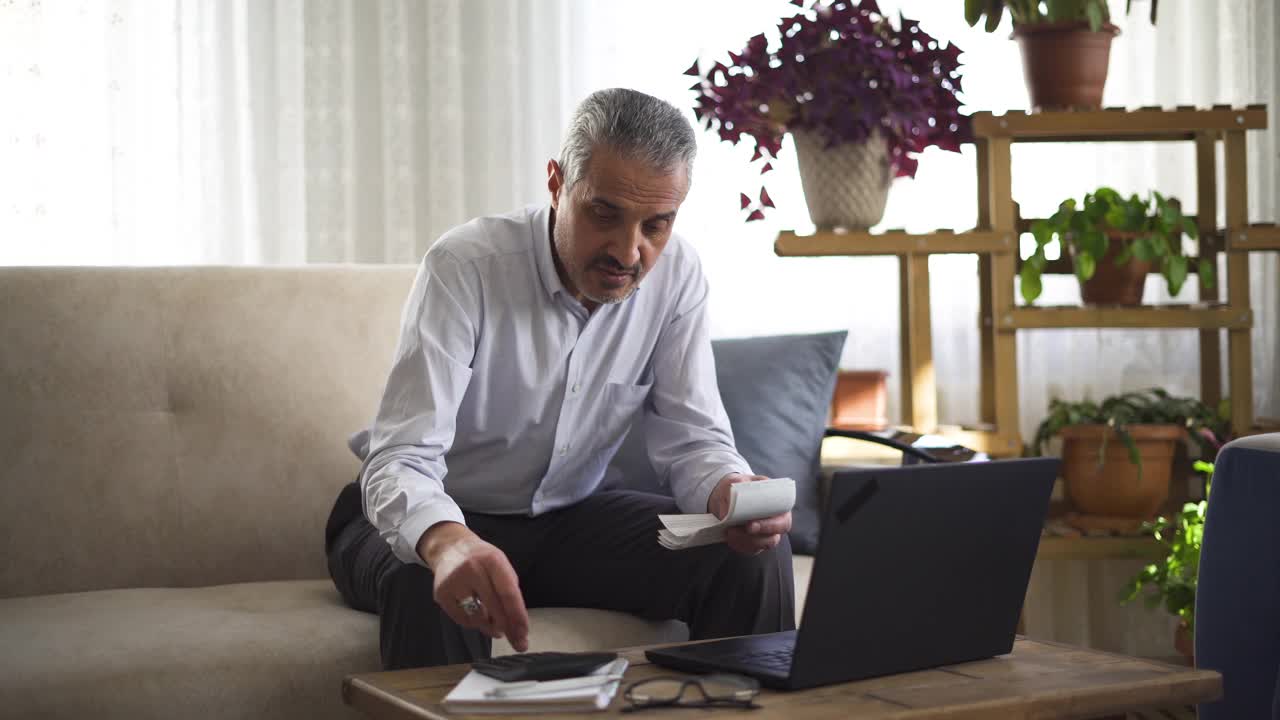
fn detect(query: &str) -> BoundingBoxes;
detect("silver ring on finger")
[457,595,484,617]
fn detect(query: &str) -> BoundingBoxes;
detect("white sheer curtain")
[3,2,1274,434]
[0,0,615,264]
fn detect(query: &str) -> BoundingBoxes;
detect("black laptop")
[646,457,1059,690]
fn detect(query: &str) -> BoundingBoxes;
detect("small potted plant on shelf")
[1121,459,1213,663]
[964,0,1157,110]
[1030,388,1227,520]
[1021,187,1210,306]
[688,0,971,229]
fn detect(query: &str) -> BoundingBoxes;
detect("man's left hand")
[707,473,791,556]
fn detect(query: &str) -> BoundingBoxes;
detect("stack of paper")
[442,658,628,714]
[658,478,795,550]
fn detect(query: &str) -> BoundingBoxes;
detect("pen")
[485,659,629,698]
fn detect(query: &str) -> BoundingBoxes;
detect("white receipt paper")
[657,478,795,550]
[442,658,629,714]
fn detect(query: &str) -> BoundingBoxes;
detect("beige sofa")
[0,267,814,720]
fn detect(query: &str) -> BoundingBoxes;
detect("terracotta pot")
[1013,21,1120,110]
[792,129,891,231]
[1073,233,1154,306]
[1060,424,1182,518]
[1174,622,1195,665]
[830,370,889,431]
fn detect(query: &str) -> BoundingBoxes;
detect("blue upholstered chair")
[1195,432,1280,720]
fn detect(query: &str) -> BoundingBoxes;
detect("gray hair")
[557,88,697,192]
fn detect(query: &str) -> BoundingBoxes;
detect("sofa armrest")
[1195,433,1280,720]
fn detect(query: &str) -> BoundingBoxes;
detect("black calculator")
[471,651,618,682]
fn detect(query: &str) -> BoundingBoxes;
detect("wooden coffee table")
[342,637,1221,719]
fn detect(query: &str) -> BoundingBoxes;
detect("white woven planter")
[792,129,892,231]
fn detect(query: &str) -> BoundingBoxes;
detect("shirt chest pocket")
[598,380,653,440]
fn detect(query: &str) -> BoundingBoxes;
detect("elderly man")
[324,88,795,670]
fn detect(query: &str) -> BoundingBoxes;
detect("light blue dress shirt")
[361,204,752,565]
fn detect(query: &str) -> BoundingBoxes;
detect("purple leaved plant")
[690,0,972,221]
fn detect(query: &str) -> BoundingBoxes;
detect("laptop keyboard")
[721,647,795,672]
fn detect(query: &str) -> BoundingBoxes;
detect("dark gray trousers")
[324,482,796,670]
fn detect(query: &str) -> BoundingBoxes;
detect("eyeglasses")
[622,674,761,712]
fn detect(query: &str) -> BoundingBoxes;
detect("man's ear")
[547,159,563,210]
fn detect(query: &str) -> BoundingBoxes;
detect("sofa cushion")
[607,332,847,554]
[793,553,814,623]
[0,580,690,720]
[0,267,419,598]
[0,581,377,720]
[496,609,688,657]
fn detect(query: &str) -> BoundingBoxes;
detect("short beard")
[553,219,640,306]
[583,282,638,306]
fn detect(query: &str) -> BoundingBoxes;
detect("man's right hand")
[417,522,530,652]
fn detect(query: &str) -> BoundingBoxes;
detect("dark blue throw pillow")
[604,331,847,555]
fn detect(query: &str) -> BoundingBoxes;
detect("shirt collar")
[531,204,567,301]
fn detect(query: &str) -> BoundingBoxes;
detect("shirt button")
[560,445,569,456]
[571,383,580,394]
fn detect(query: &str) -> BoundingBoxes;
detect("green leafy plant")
[1030,388,1228,478]
[1121,460,1213,632]
[964,0,1157,32]
[1020,187,1211,304]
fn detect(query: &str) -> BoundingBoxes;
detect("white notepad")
[657,477,795,550]
[442,658,628,714]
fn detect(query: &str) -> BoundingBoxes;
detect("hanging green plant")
[964,0,1158,33]
[1121,460,1213,636]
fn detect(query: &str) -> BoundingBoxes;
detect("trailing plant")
[688,0,971,221]
[1020,187,1211,304]
[1030,388,1228,479]
[1121,460,1213,632]
[964,0,1157,32]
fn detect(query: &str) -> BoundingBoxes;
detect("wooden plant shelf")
[1037,535,1163,561]
[934,427,1021,456]
[775,228,1014,257]
[971,105,1267,142]
[1226,223,1280,251]
[1003,304,1251,330]
[1013,255,1217,277]
[820,426,1021,463]
[778,105,1271,456]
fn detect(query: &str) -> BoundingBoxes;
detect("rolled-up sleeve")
[360,248,478,566]
[644,266,752,514]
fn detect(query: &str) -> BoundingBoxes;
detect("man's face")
[547,145,688,309]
